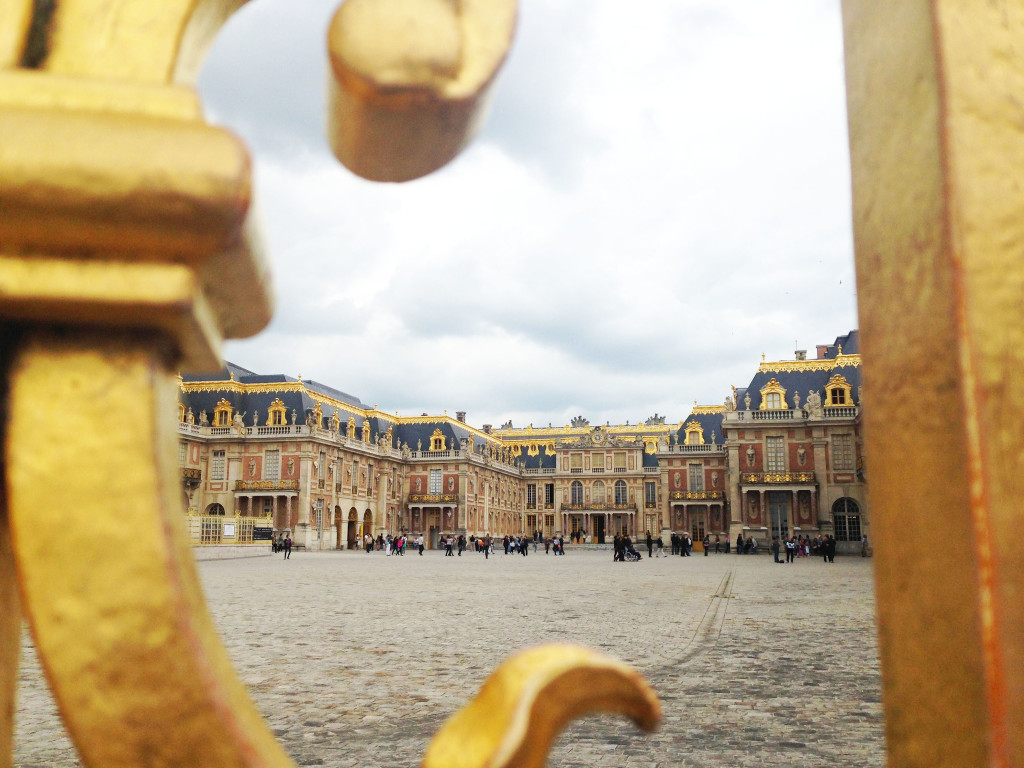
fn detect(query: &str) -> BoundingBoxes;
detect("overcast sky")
[197,0,857,429]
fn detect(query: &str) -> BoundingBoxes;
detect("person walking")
[772,536,782,563]
[703,533,711,556]
[283,534,292,559]
[646,531,653,559]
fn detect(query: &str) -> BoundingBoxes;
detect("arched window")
[614,480,627,505]
[266,398,287,426]
[592,480,606,504]
[571,480,583,506]
[206,503,226,516]
[826,373,854,407]
[832,497,861,541]
[759,378,788,410]
[212,398,233,426]
[684,420,704,445]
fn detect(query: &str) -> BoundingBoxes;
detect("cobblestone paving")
[13,548,885,767]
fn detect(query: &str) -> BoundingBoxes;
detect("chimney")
[816,344,828,359]
[482,424,492,434]
[456,411,466,423]
[795,349,807,361]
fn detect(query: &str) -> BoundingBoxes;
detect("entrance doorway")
[592,515,606,544]
[347,515,357,549]
[768,492,790,540]
[690,509,706,548]
[428,509,440,549]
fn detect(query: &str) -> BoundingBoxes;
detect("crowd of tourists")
[336,529,862,562]
[769,534,844,563]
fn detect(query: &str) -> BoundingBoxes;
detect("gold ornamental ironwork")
[0,1,663,767]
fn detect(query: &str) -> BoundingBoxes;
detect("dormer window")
[759,378,788,410]
[826,374,854,407]
[178,403,186,422]
[266,398,287,426]
[213,398,233,426]
[684,420,705,445]
[347,416,356,438]
[430,428,446,451]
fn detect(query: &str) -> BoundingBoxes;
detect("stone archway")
[347,508,358,549]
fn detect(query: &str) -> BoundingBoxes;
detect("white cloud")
[201,0,858,429]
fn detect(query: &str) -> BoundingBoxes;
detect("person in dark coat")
[646,531,653,559]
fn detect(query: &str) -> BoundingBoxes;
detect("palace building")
[178,331,866,552]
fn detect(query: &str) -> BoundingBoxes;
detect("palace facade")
[178,331,867,552]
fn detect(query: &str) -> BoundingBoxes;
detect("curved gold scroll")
[423,644,661,768]
[0,2,662,767]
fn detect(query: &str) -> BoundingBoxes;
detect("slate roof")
[741,331,862,411]
[674,411,725,446]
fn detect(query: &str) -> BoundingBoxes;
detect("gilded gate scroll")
[0,1,662,767]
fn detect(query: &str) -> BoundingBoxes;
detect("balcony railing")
[662,443,721,453]
[739,472,816,484]
[560,502,636,511]
[668,490,724,500]
[233,480,299,491]
[725,406,859,423]
[408,494,459,503]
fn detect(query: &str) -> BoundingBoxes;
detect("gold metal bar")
[842,1,1024,764]
[5,332,295,767]
[0,332,20,768]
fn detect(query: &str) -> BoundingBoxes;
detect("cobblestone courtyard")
[14,548,885,767]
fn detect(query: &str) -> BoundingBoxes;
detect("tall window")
[544,484,554,507]
[765,436,786,472]
[211,450,226,480]
[367,462,374,494]
[429,469,442,494]
[265,450,280,480]
[313,498,324,531]
[571,480,583,505]
[832,434,854,470]
[613,452,627,472]
[570,453,583,473]
[592,480,606,504]
[688,464,704,491]
[614,480,627,505]
[592,453,605,471]
[526,484,537,508]
[645,482,656,506]
[833,498,862,541]
[263,498,273,516]
[179,442,187,465]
